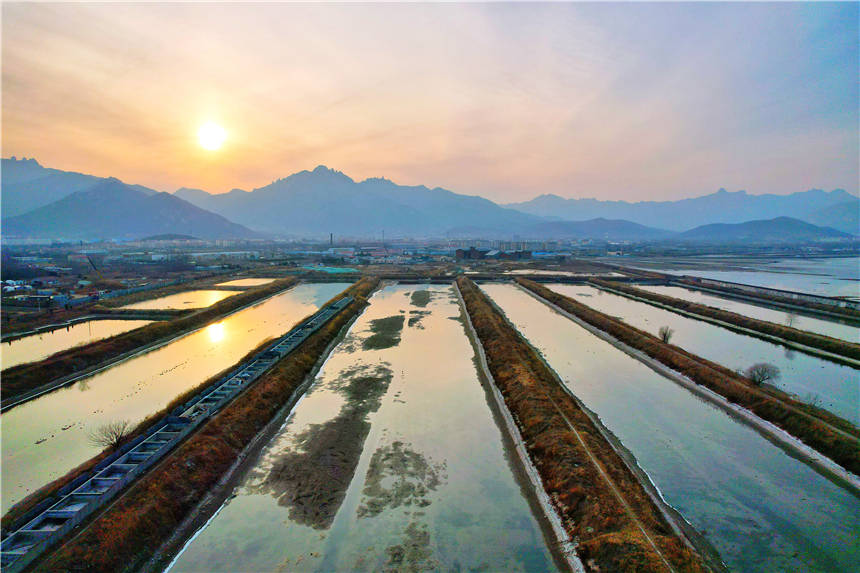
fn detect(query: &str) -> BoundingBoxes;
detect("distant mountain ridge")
[3,178,257,240]
[1,157,158,218]
[521,218,673,241]
[2,157,856,242]
[506,188,858,233]
[174,165,544,238]
[674,216,850,243]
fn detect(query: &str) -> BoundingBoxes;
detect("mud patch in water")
[363,315,406,350]
[382,521,438,572]
[407,310,431,329]
[250,363,393,529]
[410,290,432,308]
[357,441,447,519]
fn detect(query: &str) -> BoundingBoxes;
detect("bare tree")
[745,363,781,386]
[658,326,674,343]
[88,420,131,450]
[785,313,797,328]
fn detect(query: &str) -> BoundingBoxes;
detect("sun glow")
[207,322,226,343]
[198,122,226,150]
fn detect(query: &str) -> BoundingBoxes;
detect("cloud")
[2,2,857,201]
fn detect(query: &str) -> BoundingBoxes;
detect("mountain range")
[1,157,158,218]
[2,175,257,240]
[1,157,856,242]
[674,216,850,243]
[506,188,859,234]
[174,166,541,238]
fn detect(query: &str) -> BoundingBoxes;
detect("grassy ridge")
[1,278,299,401]
[593,279,860,361]
[458,277,706,572]
[33,277,379,573]
[517,278,860,474]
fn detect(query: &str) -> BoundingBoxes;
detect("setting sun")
[198,122,226,150]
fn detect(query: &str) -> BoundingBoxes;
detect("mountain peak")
[713,188,746,196]
[5,156,41,167]
[312,165,346,176]
[362,176,395,186]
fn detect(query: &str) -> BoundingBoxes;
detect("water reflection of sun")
[207,322,226,343]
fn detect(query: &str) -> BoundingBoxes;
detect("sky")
[2,2,857,203]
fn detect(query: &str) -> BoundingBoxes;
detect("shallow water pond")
[1,319,152,370]
[119,289,236,310]
[483,283,860,573]
[640,285,859,343]
[215,278,277,287]
[168,284,557,572]
[550,283,859,425]
[1,283,349,514]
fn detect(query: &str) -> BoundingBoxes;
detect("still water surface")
[1,283,349,515]
[640,285,859,343]
[634,257,860,300]
[215,278,276,287]
[483,283,860,572]
[169,285,557,572]
[120,290,236,310]
[1,319,152,370]
[549,284,859,425]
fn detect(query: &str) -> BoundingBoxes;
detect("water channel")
[482,283,860,572]
[1,283,349,514]
[1,319,152,370]
[119,290,236,310]
[216,278,277,287]
[549,284,860,425]
[639,284,859,343]
[168,284,557,572]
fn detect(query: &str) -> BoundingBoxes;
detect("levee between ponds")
[472,284,727,572]
[146,286,379,573]
[454,283,585,573]
[591,282,860,369]
[672,282,860,326]
[516,283,860,498]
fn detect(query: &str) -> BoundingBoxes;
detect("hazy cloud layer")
[2,3,857,201]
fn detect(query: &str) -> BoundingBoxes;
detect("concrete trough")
[120,451,152,464]
[74,478,119,495]
[2,531,48,555]
[98,464,136,479]
[51,495,91,514]
[133,441,165,454]
[22,515,68,533]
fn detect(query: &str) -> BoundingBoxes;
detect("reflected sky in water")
[1,319,152,370]
[1,283,348,514]
[169,285,556,573]
[483,283,860,572]
[119,289,236,310]
[550,284,859,424]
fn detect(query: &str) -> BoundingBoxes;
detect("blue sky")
[2,2,857,202]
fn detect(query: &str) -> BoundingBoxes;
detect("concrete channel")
[0,296,353,573]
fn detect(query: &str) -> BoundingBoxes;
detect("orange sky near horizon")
[2,3,857,202]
